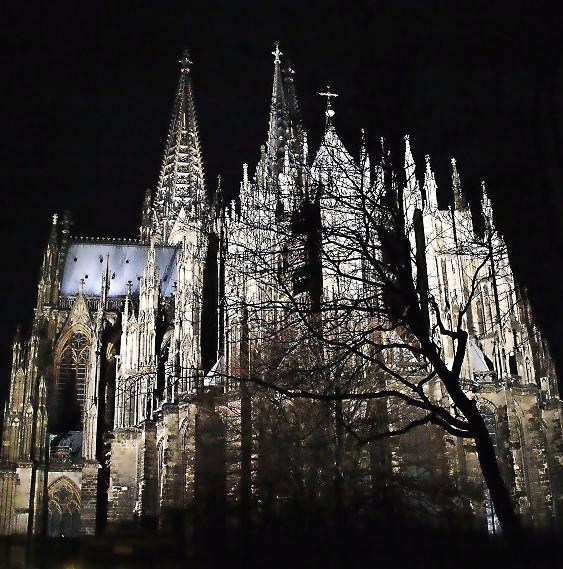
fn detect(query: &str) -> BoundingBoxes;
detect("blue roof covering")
[60,241,178,297]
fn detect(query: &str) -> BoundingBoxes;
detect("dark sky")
[2,1,563,396]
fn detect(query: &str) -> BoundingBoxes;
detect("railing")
[58,297,74,310]
[58,296,124,312]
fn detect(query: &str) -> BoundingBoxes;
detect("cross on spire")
[319,84,338,123]
[272,42,282,64]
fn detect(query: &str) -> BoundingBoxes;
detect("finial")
[79,278,85,294]
[319,84,338,123]
[179,49,193,71]
[425,154,431,170]
[52,213,58,225]
[272,42,283,64]
[126,280,132,296]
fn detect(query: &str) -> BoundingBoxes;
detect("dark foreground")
[1,523,562,569]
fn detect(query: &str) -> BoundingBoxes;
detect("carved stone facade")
[0,46,561,539]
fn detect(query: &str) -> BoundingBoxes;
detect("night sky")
[2,1,563,401]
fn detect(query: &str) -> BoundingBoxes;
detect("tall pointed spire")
[266,42,288,175]
[152,49,206,243]
[451,158,467,209]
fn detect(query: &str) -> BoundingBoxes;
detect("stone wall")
[80,461,99,535]
[107,428,140,527]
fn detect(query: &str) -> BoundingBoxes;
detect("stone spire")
[258,42,307,205]
[152,50,206,243]
[451,158,467,210]
[266,42,288,176]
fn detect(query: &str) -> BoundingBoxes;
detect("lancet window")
[57,332,90,426]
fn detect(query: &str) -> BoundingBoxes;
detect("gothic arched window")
[47,477,81,538]
[57,332,90,430]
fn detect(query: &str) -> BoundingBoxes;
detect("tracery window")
[58,332,90,427]
[47,477,81,538]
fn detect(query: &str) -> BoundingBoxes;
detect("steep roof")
[60,241,178,297]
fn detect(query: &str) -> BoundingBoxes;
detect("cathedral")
[0,45,561,540]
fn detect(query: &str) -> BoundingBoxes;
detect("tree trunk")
[447,380,522,540]
[419,321,523,540]
[472,419,521,538]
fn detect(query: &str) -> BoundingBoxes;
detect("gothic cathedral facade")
[1,46,562,538]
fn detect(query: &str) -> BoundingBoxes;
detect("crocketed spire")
[152,49,206,243]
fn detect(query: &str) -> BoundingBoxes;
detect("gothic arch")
[47,476,81,538]
[54,324,92,432]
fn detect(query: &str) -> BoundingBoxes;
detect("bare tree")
[220,131,523,538]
